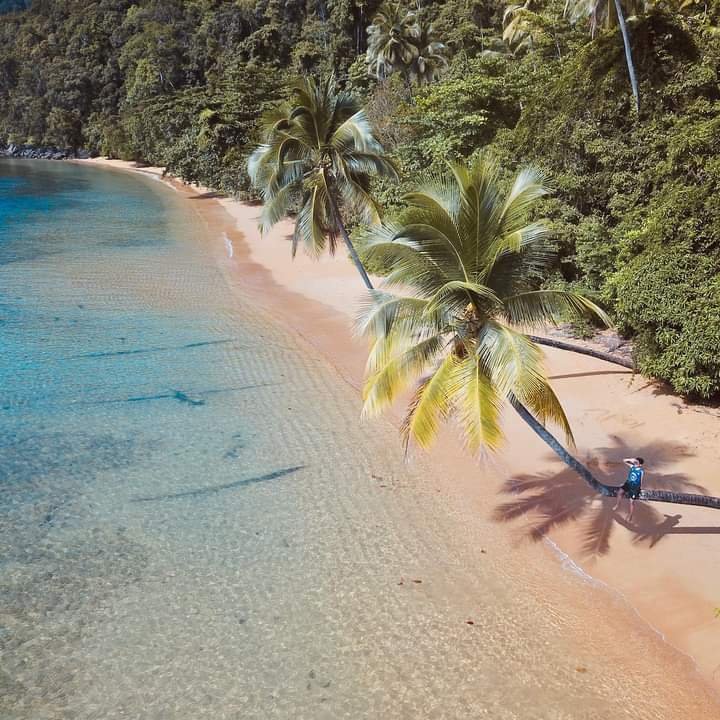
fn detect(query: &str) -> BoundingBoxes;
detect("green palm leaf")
[503,290,612,328]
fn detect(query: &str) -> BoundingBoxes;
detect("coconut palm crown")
[366,2,421,80]
[408,24,449,85]
[247,76,398,288]
[357,155,610,453]
[503,2,544,54]
[564,0,642,36]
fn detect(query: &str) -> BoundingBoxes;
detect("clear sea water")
[1,159,717,720]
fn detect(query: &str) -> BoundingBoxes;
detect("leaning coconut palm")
[248,76,398,290]
[357,155,720,510]
[564,0,643,111]
[366,2,421,80]
[408,24,449,85]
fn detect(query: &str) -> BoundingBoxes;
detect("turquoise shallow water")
[1,159,717,720]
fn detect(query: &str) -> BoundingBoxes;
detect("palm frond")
[331,109,380,152]
[450,354,504,452]
[258,183,297,235]
[503,290,612,329]
[477,323,574,444]
[497,166,551,237]
[426,280,502,317]
[341,151,399,181]
[295,179,331,256]
[402,354,458,449]
[356,291,434,339]
[362,334,446,417]
[476,321,548,399]
[483,222,555,293]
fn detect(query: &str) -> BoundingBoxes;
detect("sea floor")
[1,159,718,719]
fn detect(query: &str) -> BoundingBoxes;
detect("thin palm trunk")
[527,335,634,369]
[613,0,640,113]
[326,187,375,291]
[511,397,720,510]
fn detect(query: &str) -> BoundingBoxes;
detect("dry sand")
[81,158,720,702]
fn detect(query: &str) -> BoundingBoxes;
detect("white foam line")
[223,232,233,258]
[542,535,720,700]
[543,536,601,586]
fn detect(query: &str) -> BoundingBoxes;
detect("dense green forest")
[1,0,719,398]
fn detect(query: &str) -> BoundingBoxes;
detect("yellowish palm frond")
[362,334,446,418]
[450,354,504,452]
[401,354,458,450]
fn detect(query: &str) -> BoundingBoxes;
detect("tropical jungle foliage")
[1,0,720,398]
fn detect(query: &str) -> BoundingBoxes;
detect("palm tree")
[503,1,543,55]
[366,2,421,80]
[564,0,643,112]
[407,24,449,85]
[247,76,398,290]
[357,155,720,510]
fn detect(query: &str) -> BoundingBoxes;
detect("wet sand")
[80,158,720,713]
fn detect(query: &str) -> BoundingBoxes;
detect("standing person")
[613,457,645,521]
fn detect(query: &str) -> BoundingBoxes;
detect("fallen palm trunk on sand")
[512,398,720,510]
[527,335,634,370]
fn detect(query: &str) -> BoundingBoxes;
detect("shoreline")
[72,157,720,704]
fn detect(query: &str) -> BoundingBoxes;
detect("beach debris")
[575,666,588,673]
[465,620,475,625]
[412,579,422,584]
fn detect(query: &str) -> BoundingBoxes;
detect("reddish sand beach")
[82,158,720,708]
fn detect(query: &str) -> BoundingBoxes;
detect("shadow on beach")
[494,435,719,559]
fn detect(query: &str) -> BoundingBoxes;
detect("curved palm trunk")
[326,188,375,291]
[527,335,634,370]
[613,0,640,113]
[511,397,720,510]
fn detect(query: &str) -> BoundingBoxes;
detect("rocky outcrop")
[0,143,91,160]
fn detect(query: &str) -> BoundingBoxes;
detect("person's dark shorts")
[622,480,642,499]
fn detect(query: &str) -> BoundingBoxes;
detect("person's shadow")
[494,435,720,559]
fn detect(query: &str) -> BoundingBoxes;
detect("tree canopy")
[2,0,720,397]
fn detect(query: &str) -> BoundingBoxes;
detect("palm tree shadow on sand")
[494,435,720,559]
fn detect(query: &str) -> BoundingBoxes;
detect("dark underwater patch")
[131,465,304,502]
